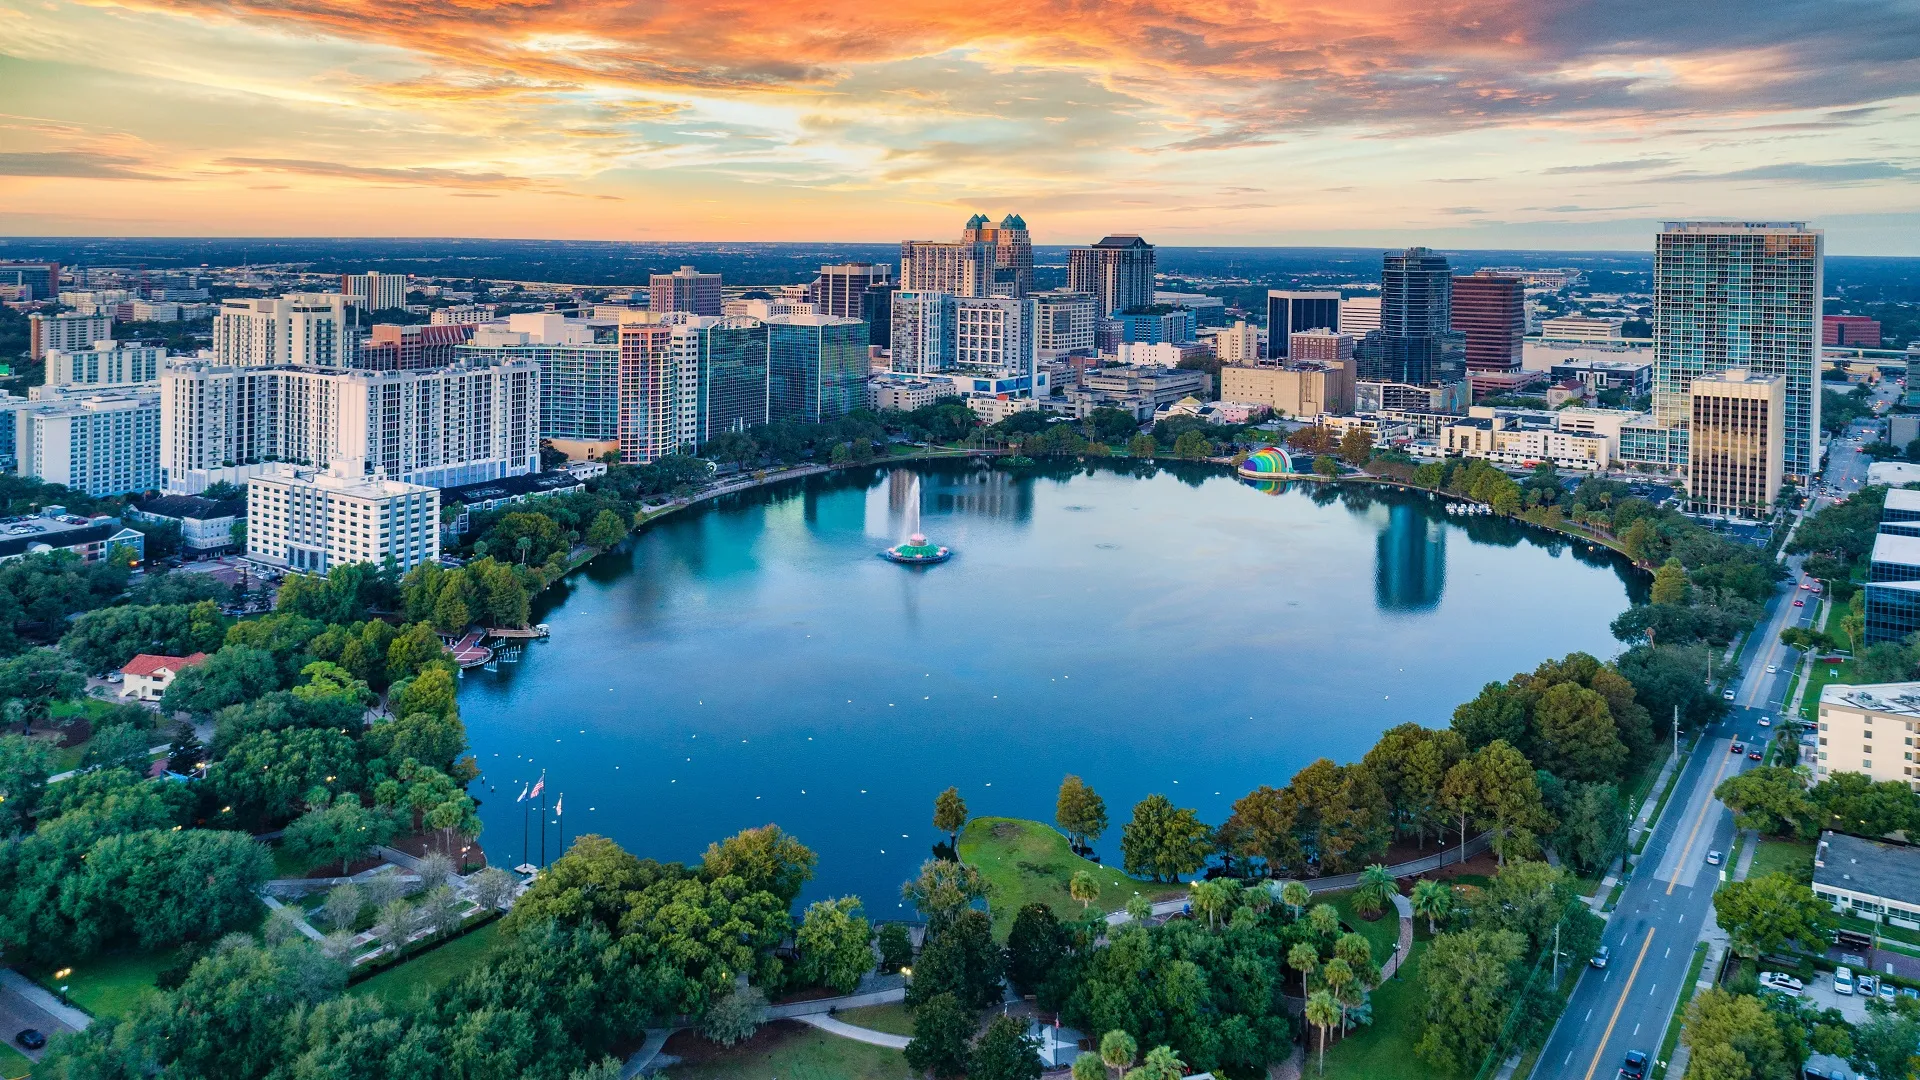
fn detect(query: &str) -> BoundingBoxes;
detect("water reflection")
[1375,502,1447,611]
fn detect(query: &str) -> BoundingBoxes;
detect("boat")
[880,533,952,565]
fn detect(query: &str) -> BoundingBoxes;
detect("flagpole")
[539,783,548,868]
[557,794,565,857]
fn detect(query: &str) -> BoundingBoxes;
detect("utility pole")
[1553,920,1561,981]
[1674,705,1680,757]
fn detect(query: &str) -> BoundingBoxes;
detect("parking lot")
[1786,972,1877,1024]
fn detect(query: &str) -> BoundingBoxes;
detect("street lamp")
[53,967,71,1005]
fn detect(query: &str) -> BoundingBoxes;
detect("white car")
[1766,665,1777,674]
[1706,850,1723,866]
[1758,716,1772,727]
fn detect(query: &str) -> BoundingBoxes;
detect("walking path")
[796,1013,911,1049]
[1380,894,1415,981]
[0,969,91,1032]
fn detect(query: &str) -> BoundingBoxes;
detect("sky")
[3,0,1920,252]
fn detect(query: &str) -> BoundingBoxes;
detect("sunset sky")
[3,0,1919,251]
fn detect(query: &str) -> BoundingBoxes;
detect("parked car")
[1724,689,1737,701]
[1707,850,1723,866]
[13,1030,44,1051]
[1591,945,1611,969]
[1881,982,1896,1003]
[1759,972,1804,996]
[1836,967,1855,995]
[1859,974,1879,997]
[1620,1049,1649,1080]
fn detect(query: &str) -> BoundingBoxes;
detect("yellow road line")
[1584,926,1658,1080]
[1667,746,1737,896]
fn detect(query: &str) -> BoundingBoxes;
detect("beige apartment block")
[1687,368,1784,520]
[1219,361,1354,419]
[1815,682,1920,788]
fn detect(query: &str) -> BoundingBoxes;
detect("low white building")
[1813,831,1920,930]
[869,375,943,413]
[246,464,439,575]
[120,652,208,702]
[130,494,245,555]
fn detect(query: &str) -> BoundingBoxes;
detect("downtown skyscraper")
[1651,221,1823,480]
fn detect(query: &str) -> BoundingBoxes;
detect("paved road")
[1531,382,1897,1079]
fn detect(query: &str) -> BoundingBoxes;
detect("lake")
[458,460,1642,912]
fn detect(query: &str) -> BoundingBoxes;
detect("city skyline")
[3,1,1920,251]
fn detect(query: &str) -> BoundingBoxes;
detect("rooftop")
[1820,680,1920,718]
[250,464,436,500]
[1816,831,1920,906]
[1884,488,1920,515]
[135,494,246,521]
[121,652,209,678]
[443,471,586,506]
[1871,531,1920,569]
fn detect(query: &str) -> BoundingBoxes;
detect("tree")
[1128,433,1157,458]
[1288,941,1320,993]
[1414,928,1527,1075]
[0,648,83,724]
[1057,775,1109,851]
[971,1014,1043,1080]
[1172,430,1212,460]
[905,991,974,1079]
[277,794,401,876]
[795,896,873,993]
[1852,1008,1920,1080]
[902,858,991,928]
[59,602,228,674]
[700,824,818,904]
[1313,454,1339,478]
[1446,741,1555,865]
[162,645,281,716]
[210,727,361,827]
[1072,1052,1108,1080]
[584,509,628,550]
[933,786,968,849]
[1713,767,1817,838]
[878,921,914,973]
[1120,794,1211,882]
[291,660,373,707]
[1100,1029,1139,1078]
[1281,880,1311,920]
[1005,903,1066,994]
[1651,557,1689,605]
[907,908,1003,1010]
[1305,989,1340,1075]
[1680,988,1791,1080]
[1187,878,1234,929]
[1712,872,1832,959]
[1530,682,1628,783]
[1450,682,1530,752]
[1338,427,1374,467]
[1129,1045,1186,1080]
[1069,869,1100,910]
[321,883,363,933]
[0,734,56,833]
[1556,782,1627,875]
[1352,864,1397,919]
[1810,771,1918,838]
[698,985,767,1047]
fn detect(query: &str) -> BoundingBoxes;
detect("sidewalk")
[796,1013,911,1049]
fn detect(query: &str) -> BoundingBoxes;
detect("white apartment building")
[213,294,354,367]
[246,463,439,574]
[953,297,1031,375]
[28,312,112,359]
[1031,290,1097,360]
[57,290,132,316]
[431,304,496,326]
[615,320,696,465]
[47,341,164,388]
[1340,296,1382,335]
[1812,682,1920,787]
[1442,405,1643,471]
[8,385,161,496]
[890,291,953,376]
[1212,321,1261,364]
[160,359,539,494]
[341,272,408,312]
[1540,315,1626,342]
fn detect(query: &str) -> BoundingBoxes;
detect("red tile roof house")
[119,653,208,703]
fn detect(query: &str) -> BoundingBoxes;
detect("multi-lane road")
[1533,379,1901,1078]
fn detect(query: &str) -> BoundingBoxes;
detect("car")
[13,1030,44,1051]
[1707,849,1723,865]
[1902,986,1918,1000]
[1591,945,1611,969]
[1749,750,1763,761]
[1882,982,1897,1003]
[1760,972,1805,997]
[1860,974,1880,997]
[1759,716,1772,726]
[1836,966,1856,995]
[1731,742,1746,754]
[1801,582,1813,590]
[1766,664,1779,674]
[1724,689,1737,701]
[1620,1049,1650,1080]
[1794,599,1806,607]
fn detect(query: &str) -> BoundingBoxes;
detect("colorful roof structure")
[1238,447,1299,478]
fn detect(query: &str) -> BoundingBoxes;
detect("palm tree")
[514,535,533,564]
[1307,902,1341,940]
[1070,870,1100,911]
[1410,879,1454,935]
[1334,933,1373,979]
[1188,879,1231,930]
[1287,942,1319,995]
[1280,880,1311,920]
[1336,979,1367,1037]
[1352,864,1397,919]
[1099,1030,1137,1080]
[1241,880,1273,916]
[1306,990,1341,1075]
[1135,1045,1186,1080]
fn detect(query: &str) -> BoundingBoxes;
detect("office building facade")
[1031,291,1097,360]
[1686,369,1785,519]
[340,271,408,311]
[246,464,439,574]
[767,314,868,424]
[649,266,723,316]
[1068,235,1155,316]
[28,312,111,360]
[1651,221,1822,480]
[1264,292,1341,359]
[686,318,770,443]
[1353,247,1467,404]
[1450,271,1524,372]
[0,261,60,301]
[811,263,893,319]
[1340,296,1381,334]
[1825,315,1882,348]
[900,215,1032,300]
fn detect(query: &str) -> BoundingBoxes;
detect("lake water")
[459,460,1642,911]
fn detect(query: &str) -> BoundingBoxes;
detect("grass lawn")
[956,817,1183,938]
[30,949,175,1019]
[353,921,501,1005]
[1796,657,1861,722]
[1320,939,1428,1080]
[836,1002,915,1037]
[661,1019,908,1080]
[1323,889,1403,968]
[0,1043,31,1079]
[1748,838,1816,884]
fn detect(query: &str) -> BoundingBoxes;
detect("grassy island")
[956,816,1184,936]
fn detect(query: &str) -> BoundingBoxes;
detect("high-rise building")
[1067,235,1156,316]
[340,271,408,312]
[47,341,164,388]
[1354,247,1467,404]
[1651,221,1822,480]
[890,292,954,376]
[213,294,355,367]
[1213,321,1260,364]
[863,285,897,350]
[6,385,160,496]
[899,215,1032,299]
[28,312,111,359]
[0,261,60,301]
[1450,271,1524,373]
[1687,368,1784,519]
[674,318,769,443]
[358,323,475,371]
[767,314,869,424]
[616,321,692,465]
[458,315,616,459]
[1031,291,1097,361]
[1340,297,1382,334]
[1264,291,1341,359]
[246,464,439,574]
[811,263,893,319]
[649,266,723,316]
[159,359,539,494]
[964,214,1033,298]
[953,297,1032,376]
[1116,307,1194,345]
[1291,329,1356,362]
